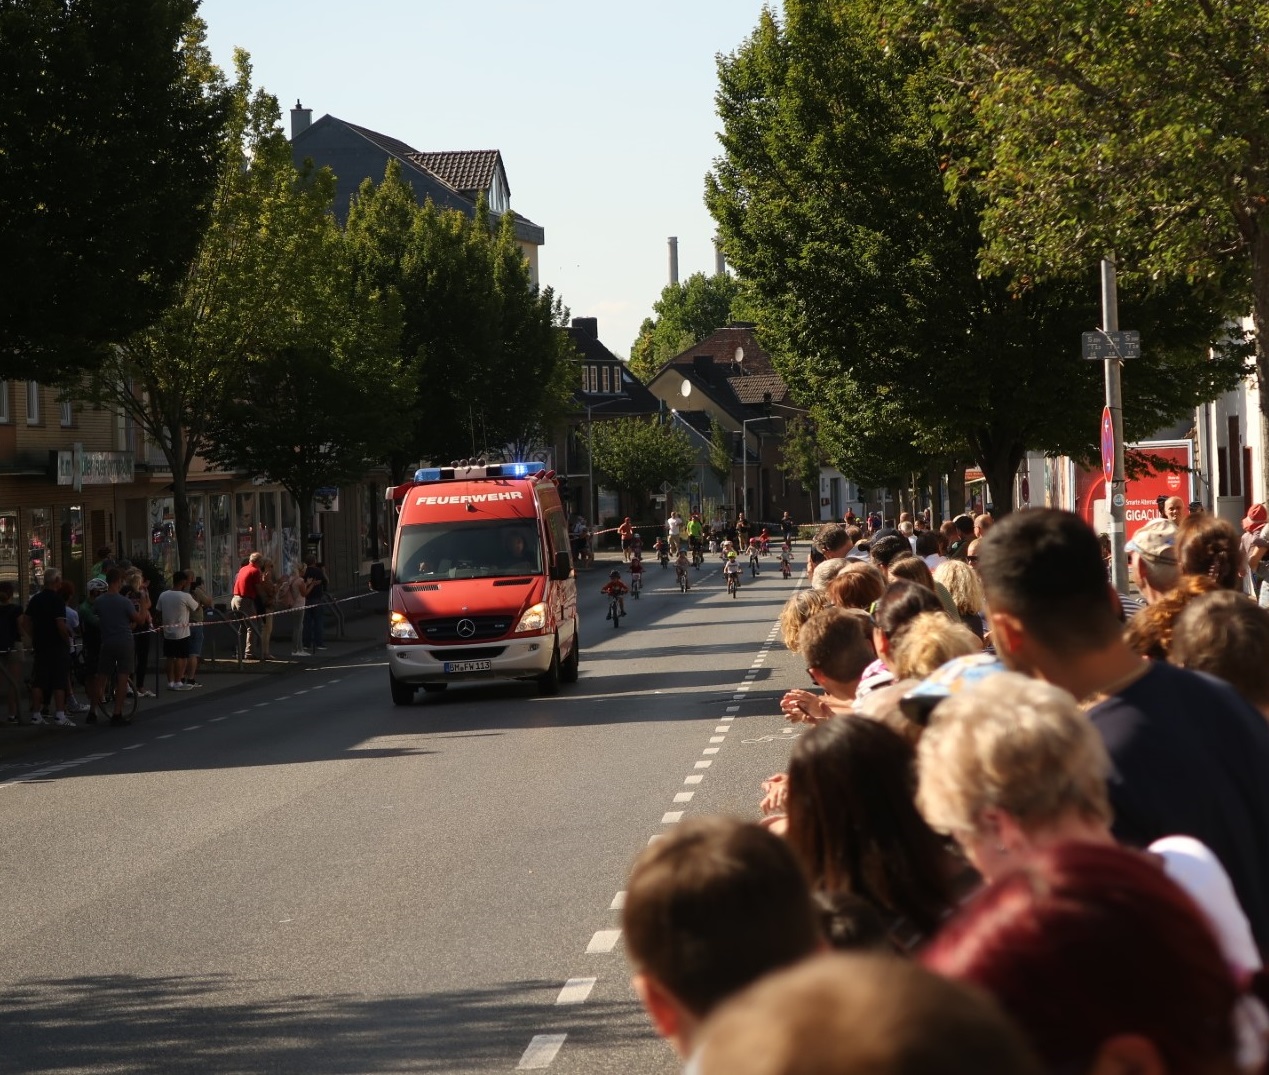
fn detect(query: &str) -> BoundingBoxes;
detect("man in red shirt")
[232,552,264,660]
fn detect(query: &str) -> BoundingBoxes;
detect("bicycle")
[690,540,703,569]
[749,550,761,578]
[726,571,739,598]
[676,565,690,593]
[631,572,642,599]
[608,593,622,629]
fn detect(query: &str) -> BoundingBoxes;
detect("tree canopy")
[923,0,1269,494]
[345,164,572,476]
[629,272,753,382]
[0,0,229,379]
[706,0,1245,509]
[587,417,696,508]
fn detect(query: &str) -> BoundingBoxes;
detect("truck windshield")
[394,520,542,582]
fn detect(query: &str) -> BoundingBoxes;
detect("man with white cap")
[1125,518,1180,609]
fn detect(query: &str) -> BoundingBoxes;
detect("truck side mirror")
[369,561,388,592]
[552,551,572,581]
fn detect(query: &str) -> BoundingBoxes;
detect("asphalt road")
[0,555,806,1074]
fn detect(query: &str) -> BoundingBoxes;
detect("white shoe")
[292,649,310,656]
[53,713,76,727]
[169,682,194,691]
[27,713,47,725]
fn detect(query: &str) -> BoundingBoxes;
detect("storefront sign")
[55,449,134,487]
[1075,440,1193,541]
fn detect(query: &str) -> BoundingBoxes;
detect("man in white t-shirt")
[155,571,200,692]
[667,510,683,556]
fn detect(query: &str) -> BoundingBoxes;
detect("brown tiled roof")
[410,150,501,196]
[728,372,788,406]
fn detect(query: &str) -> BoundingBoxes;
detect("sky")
[198,0,772,359]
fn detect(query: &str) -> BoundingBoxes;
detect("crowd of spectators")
[622,507,1269,1074]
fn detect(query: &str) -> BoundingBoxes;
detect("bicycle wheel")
[97,676,139,722]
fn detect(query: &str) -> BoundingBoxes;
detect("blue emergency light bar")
[413,461,547,483]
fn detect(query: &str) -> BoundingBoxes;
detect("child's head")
[623,817,821,1056]
[798,607,876,698]
[609,570,621,581]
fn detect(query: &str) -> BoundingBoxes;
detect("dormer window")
[602,366,611,393]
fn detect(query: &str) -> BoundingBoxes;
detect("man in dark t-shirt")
[21,569,71,726]
[976,510,1269,959]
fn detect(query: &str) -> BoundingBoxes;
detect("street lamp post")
[741,416,767,520]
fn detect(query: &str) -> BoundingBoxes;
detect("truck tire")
[390,672,415,706]
[538,637,562,696]
[560,622,580,684]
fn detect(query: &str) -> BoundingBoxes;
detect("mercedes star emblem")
[456,618,477,638]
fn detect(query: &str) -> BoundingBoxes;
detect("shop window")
[235,492,257,563]
[208,495,232,597]
[258,491,280,568]
[0,512,18,587]
[148,497,176,581]
[280,493,299,575]
[188,496,207,587]
[27,507,52,596]
[59,505,84,595]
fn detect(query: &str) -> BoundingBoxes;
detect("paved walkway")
[0,598,387,762]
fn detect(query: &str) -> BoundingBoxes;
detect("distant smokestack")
[714,235,726,276]
[668,236,679,286]
[290,99,312,139]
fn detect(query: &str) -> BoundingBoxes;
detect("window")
[0,383,8,423]
[588,365,598,393]
[25,382,39,425]
[602,366,611,393]
[60,399,73,427]
[580,364,588,390]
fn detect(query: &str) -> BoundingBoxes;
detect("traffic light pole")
[1102,258,1129,595]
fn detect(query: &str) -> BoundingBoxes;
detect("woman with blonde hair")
[779,589,829,653]
[888,612,980,680]
[934,559,986,640]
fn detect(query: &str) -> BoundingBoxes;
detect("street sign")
[1082,329,1140,361]
[1101,406,1115,483]
[660,481,674,493]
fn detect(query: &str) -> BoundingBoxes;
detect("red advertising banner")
[1074,441,1193,542]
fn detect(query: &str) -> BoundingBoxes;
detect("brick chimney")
[571,317,598,339]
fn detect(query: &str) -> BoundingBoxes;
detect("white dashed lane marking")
[517,1034,567,1070]
[555,978,597,1006]
[684,774,703,785]
[674,792,694,803]
[661,811,683,824]
[586,930,621,954]
[609,891,626,910]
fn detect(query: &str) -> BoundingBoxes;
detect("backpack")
[274,576,298,610]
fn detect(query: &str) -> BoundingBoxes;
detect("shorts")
[162,636,191,659]
[621,537,633,550]
[98,639,136,679]
[82,645,100,677]
[188,624,204,658]
[30,649,70,695]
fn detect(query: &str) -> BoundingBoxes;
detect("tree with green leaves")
[778,415,821,521]
[706,1,1244,510]
[709,417,734,490]
[587,417,696,511]
[0,1,230,380]
[629,272,754,382]
[923,0,1269,494]
[85,55,337,567]
[203,233,412,526]
[345,163,571,476]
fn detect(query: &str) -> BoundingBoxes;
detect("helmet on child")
[609,570,621,579]
[727,551,738,560]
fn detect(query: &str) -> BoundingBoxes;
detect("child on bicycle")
[629,553,644,594]
[779,542,794,577]
[748,539,762,577]
[675,548,692,591]
[759,527,771,555]
[724,550,743,590]
[601,570,628,618]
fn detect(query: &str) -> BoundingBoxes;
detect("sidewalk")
[0,599,387,763]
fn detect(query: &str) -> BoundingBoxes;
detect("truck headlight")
[389,611,419,639]
[515,602,547,633]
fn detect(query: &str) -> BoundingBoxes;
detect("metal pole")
[742,423,748,520]
[586,405,595,527]
[1102,258,1129,594]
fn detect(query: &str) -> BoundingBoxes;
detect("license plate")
[444,659,492,673]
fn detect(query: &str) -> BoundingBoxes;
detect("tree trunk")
[1253,232,1269,504]
[946,460,966,517]
[979,448,1023,516]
